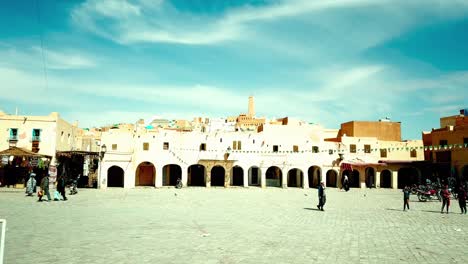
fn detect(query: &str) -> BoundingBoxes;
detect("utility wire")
[35,0,48,92]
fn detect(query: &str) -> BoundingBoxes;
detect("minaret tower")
[248,96,255,118]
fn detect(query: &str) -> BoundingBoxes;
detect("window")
[364,144,371,153]
[410,149,417,158]
[380,149,387,158]
[273,145,279,152]
[9,128,18,140]
[293,145,299,152]
[329,149,333,155]
[312,146,319,153]
[253,139,255,144]
[220,138,223,143]
[350,144,357,153]
[32,129,41,141]
[143,142,149,151]
[163,142,169,150]
[439,140,448,147]
[233,141,242,150]
[200,143,206,151]
[112,144,117,150]
[464,137,468,146]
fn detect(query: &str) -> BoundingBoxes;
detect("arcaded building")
[97,98,425,190]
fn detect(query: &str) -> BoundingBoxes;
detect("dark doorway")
[380,170,392,188]
[107,166,124,187]
[232,166,244,186]
[249,166,261,186]
[135,162,155,186]
[326,170,337,187]
[163,164,182,186]
[308,166,321,188]
[188,164,206,186]
[287,168,303,187]
[211,166,225,187]
[266,166,282,187]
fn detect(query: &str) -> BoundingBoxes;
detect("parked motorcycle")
[417,188,441,202]
[69,179,78,195]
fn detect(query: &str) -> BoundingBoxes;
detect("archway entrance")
[398,167,420,189]
[163,164,182,186]
[231,166,244,186]
[266,166,282,187]
[248,166,261,186]
[211,166,225,187]
[365,167,375,188]
[287,168,303,187]
[107,166,124,187]
[308,166,321,188]
[135,162,155,186]
[380,170,392,188]
[351,170,360,188]
[326,170,338,187]
[188,164,206,186]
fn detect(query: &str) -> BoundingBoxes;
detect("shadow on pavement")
[385,208,403,212]
[304,207,322,211]
[421,210,447,214]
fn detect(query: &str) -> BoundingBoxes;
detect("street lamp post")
[98,144,107,189]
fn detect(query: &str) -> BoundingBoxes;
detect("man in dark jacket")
[39,174,51,202]
[457,185,467,214]
[57,175,67,201]
[317,181,326,211]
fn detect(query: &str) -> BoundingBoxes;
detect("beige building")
[0,111,80,163]
[423,109,468,182]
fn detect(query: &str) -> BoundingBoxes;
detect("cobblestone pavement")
[1,187,467,264]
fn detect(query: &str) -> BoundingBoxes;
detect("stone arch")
[248,166,261,186]
[326,170,338,187]
[287,168,304,188]
[107,166,124,188]
[307,166,321,188]
[211,166,225,187]
[163,164,182,186]
[266,166,282,187]
[135,162,155,187]
[188,164,206,187]
[365,167,376,188]
[398,167,420,189]
[380,170,392,188]
[351,169,360,188]
[231,166,244,186]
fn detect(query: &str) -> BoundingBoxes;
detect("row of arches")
[107,162,422,189]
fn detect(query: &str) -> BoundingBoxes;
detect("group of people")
[25,171,68,202]
[403,184,467,214]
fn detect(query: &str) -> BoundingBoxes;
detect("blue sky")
[0,0,467,140]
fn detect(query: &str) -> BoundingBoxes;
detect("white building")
[98,119,425,190]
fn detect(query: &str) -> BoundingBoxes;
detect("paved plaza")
[1,187,467,264]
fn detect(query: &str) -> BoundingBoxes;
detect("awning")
[0,146,52,159]
[340,159,386,170]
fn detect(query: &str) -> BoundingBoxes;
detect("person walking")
[317,181,326,211]
[25,171,37,196]
[56,175,67,201]
[343,175,349,192]
[403,185,410,211]
[457,185,467,214]
[440,185,451,214]
[38,174,51,202]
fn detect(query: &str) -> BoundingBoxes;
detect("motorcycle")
[176,178,182,189]
[417,188,441,202]
[69,179,78,195]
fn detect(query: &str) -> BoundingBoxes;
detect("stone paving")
[1,187,467,264]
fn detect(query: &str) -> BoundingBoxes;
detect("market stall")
[0,147,52,188]
[56,151,100,188]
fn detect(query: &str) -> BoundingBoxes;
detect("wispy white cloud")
[71,0,468,46]
[0,45,96,70]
